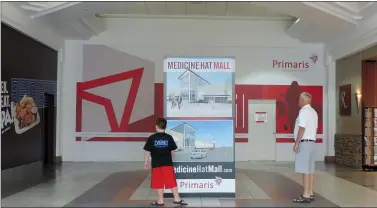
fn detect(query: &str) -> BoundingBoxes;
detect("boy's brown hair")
[156,117,167,130]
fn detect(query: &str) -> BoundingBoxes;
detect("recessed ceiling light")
[353,15,363,20]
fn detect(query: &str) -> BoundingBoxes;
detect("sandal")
[151,201,164,206]
[293,195,311,203]
[173,199,188,205]
[310,195,315,201]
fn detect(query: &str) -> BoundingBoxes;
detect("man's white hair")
[300,92,312,103]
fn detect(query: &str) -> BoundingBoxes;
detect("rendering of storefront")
[170,123,197,151]
[178,69,232,104]
[178,70,210,103]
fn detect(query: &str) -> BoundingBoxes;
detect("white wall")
[327,13,377,60]
[61,18,327,161]
[1,2,65,157]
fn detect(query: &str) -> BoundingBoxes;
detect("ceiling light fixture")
[352,15,363,20]
[294,18,300,24]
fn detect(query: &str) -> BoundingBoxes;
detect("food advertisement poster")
[2,21,58,170]
[164,57,235,196]
[1,78,57,169]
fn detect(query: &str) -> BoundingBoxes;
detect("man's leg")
[308,144,315,197]
[294,143,311,203]
[302,173,310,198]
[309,174,314,196]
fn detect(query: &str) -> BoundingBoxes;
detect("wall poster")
[339,84,351,116]
[1,23,58,170]
[164,57,235,197]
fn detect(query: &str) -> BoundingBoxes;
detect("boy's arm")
[170,136,178,151]
[143,137,152,165]
[144,151,151,165]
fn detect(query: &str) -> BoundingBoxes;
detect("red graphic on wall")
[235,81,323,143]
[76,68,143,134]
[76,78,322,144]
[76,68,163,142]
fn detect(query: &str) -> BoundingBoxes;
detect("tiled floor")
[2,161,377,207]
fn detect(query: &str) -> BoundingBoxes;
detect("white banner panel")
[165,179,235,193]
[164,57,235,72]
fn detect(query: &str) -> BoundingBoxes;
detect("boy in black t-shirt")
[143,118,188,206]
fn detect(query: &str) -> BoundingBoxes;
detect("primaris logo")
[214,176,222,186]
[273,54,318,69]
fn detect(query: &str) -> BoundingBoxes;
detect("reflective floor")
[2,161,377,207]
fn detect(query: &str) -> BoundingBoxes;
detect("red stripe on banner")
[165,117,233,120]
[76,137,82,141]
[276,138,323,143]
[86,137,148,142]
[235,138,248,143]
[255,121,264,123]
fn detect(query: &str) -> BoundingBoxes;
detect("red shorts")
[151,166,177,189]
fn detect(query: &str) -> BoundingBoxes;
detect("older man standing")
[292,92,318,203]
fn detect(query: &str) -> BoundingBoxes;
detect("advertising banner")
[164,57,235,197]
[1,22,58,170]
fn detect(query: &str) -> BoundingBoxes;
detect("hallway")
[2,161,377,207]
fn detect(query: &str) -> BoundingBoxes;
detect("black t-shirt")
[143,132,177,168]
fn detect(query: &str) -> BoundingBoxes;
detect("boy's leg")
[156,189,164,203]
[171,187,181,201]
[151,167,165,204]
[163,166,188,205]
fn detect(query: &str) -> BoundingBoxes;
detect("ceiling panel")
[145,2,167,15]
[187,2,208,16]
[165,2,186,15]
[120,2,147,14]
[225,2,252,17]
[206,2,227,16]
[249,3,288,17]
[90,1,292,19]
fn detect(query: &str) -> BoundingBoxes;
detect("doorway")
[248,100,276,161]
[43,93,56,167]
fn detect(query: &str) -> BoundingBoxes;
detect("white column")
[56,48,64,157]
[326,53,336,156]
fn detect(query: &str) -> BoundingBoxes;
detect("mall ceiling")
[6,1,377,58]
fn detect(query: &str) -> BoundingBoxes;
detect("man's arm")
[294,111,308,149]
[295,127,305,145]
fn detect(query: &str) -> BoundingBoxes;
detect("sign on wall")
[255,112,267,123]
[272,54,318,71]
[164,57,235,197]
[339,84,351,116]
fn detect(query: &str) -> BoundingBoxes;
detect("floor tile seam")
[2,174,109,202]
[315,171,377,195]
[277,171,376,207]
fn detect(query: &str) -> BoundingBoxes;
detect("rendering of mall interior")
[1,1,377,207]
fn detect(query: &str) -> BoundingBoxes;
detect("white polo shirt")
[293,104,318,141]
